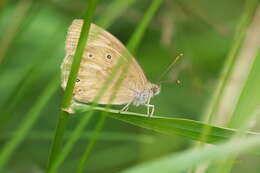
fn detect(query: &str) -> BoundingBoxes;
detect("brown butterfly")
[61,19,160,116]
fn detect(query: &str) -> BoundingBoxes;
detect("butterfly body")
[61,19,160,116]
[132,83,160,106]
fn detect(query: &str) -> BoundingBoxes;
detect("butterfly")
[61,19,160,116]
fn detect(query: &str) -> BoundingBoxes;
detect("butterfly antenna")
[159,79,181,84]
[157,53,183,83]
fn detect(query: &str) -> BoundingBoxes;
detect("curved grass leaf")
[73,105,259,145]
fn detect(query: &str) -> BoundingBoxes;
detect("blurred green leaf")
[203,0,258,124]
[127,0,162,54]
[119,136,260,173]
[96,0,137,28]
[0,131,153,143]
[210,48,260,173]
[0,76,59,171]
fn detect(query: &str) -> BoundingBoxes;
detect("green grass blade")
[62,6,98,109]
[73,105,259,144]
[119,136,260,173]
[48,111,94,173]
[228,50,260,128]
[108,114,239,144]
[0,75,59,171]
[45,0,99,172]
[46,110,69,170]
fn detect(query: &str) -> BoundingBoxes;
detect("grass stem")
[46,0,99,172]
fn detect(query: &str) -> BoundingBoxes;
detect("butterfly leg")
[145,98,154,117]
[145,104,154,117]
[150,104,155,116]
[120,102,131,113]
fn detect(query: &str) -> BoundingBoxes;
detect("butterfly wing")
[61,19,148,105]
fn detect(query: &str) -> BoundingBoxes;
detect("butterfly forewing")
[61,19,148,104]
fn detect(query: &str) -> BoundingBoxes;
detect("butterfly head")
[150,83,161,96]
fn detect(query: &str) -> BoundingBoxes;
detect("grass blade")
[46,0,99,172]
[73,105,259,144]
[228,47,260,127]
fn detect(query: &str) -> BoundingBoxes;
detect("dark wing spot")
[106,54,112,59]
[88,53,93,58]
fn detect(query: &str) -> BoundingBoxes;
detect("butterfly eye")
[88,53,93,58]
[106,54,112,59]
